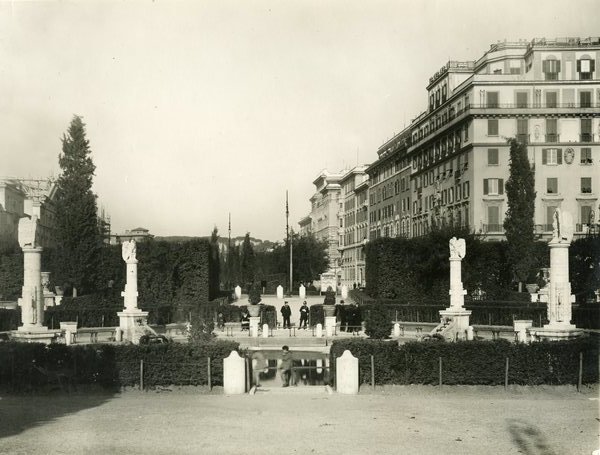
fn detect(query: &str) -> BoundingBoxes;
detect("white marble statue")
[121,240,137,262]
[552,208,574,243]
[18,215,39,248]
[449,237,466,259]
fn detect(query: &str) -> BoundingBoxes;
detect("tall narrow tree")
[208,226,221,299]
[503,138,537,292]
[53,116,102,295]
[240,233,256,285]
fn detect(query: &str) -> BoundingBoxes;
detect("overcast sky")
[1,0,597,241]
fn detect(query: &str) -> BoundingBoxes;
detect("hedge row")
[330,338,599,386]
[0,340,239,392]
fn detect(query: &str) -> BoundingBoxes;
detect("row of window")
[413,182,471,214]
[487,147,594,166]
[542,57,595,80]
[546,177,593,194]
[484,89,595,108]
[486,118,593,141]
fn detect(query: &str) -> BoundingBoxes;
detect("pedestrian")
[281,301,291,329]
[240,309,250,331]
[279,345,293,387]
[299,301,309,329]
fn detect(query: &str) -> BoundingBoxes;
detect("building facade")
[373,36,599,241]
[110,227,154,244]
[338,166,369,289]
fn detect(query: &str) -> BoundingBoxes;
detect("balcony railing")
[580,133,593,143]
[545,134,559,143]
[482,224,504,233]
[470,102,599,109]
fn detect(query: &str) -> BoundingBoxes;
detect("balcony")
[580,133,593,143]
[545,134,559,143]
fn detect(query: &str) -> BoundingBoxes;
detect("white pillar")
[299,285,306,299]
[223,351,246,394]
[393,323,401,338]
[547,241,574,326]
[336,350,359,395]
[249,317,260,337]
[341,285,348,300]
[234,285,242,300]
[19,246,44,329]
[316,323,323,338]
[325,316,336,337]
[122,260,139,312]
[276,285,284,299]
[262,323,269,338]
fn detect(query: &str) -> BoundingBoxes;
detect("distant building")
[338,165,370,288]
[0,178,57,248]
[110,227,154,244]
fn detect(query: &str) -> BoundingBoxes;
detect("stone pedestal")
[60,321,78,346]
[249,317,260,338]
[466,326,474,341]
[316,323,323,338]
[325,316,336,337]
[276,285,284,299]
[223,351,246,395]
[393,323,401,338]
[262,324,269,338]
[438,309,472,340]
[117,310,149,344]
[336,350,359,395]
[514,320,532,343]
[299,285,306,299]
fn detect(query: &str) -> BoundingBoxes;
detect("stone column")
[299,284,306,300]
[19,246,44,330]
[234,285,242,300]
[276,285,284,299]
[117,240,149,343]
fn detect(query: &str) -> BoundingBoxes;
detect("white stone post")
[316,323,323,338]
[336,350,359,395]
[276,285,284,299]
[262,323,269,338]
[223,351,246,394]
[234,285,242,300]
[393,323,401,338]
[325,316,336,337]
[299,284,306,300]
[249,317,260,337]
[60,321,78,345]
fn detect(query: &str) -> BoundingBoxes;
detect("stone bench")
[75,327,119,344]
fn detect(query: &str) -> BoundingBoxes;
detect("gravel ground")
[0,385,598,455]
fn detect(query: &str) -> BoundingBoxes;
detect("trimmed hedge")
[0,340,240,392]
[330,338,599,386]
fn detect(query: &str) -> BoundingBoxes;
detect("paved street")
[0,385,597,455]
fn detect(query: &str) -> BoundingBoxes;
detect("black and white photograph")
[0,1,599,454]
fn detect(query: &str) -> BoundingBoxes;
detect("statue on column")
[18,215,39,248]
[449,237,466,259]
[552,208,573,243]
[122,240,137,262]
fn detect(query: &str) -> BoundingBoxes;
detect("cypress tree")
[240,233,255,285]
[503,138,537,292]
[53,116,102,295]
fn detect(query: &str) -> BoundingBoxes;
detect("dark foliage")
[364,304,392,339]
[330,338,598,386]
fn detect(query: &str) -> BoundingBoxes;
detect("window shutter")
[542,149,548,165]
[591,60,596,72]
[557,149,563,165]
[498,179,504,195]
[577,59,581,72]
[542,60,549,72]
[483,179,489,195]
[556,60,561,72]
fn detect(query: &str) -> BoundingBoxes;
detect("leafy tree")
[52,116,102,295]
[503,138,537,291]
[240,233,255,285]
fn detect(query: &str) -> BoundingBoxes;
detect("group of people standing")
[280,300,309,329]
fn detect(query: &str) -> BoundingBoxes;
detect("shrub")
[323,287,336,305]
[309,304,324,327]
[364,304,392,339]
[330,338,599,386]
[248,285,261,305]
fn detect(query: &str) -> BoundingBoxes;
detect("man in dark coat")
[279,345,293,387]
[281,301,292,329]
[299,301,309,329]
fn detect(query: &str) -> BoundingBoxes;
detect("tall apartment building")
[373,36,599,240]
[366,129,412,240]
[300,170,346,289]
[338,166,369,288]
